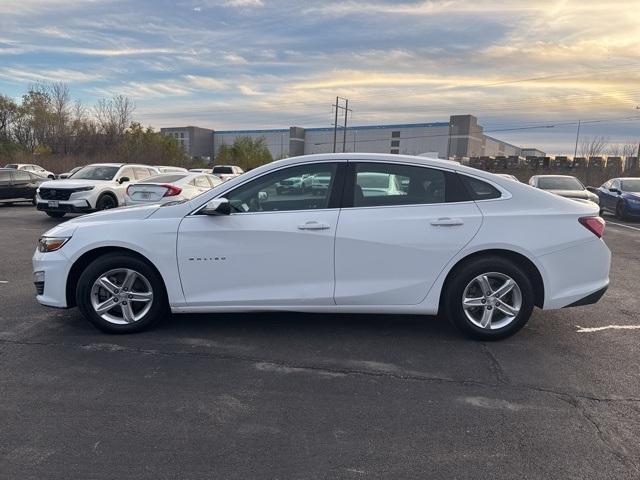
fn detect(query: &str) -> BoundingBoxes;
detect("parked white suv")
[5,163,55,179]
[212,165,244,182]
[36,163,159,218]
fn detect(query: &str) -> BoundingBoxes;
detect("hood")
[42,204,160,239]
[622,192,640,201]
[39,179,116,189]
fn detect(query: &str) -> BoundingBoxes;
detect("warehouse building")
[160,114,523,162]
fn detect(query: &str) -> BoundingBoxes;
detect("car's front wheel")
[443,256,535,340]
[96,194,117,211]
[76,253,168,333]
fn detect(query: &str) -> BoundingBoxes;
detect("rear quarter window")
[460,175,502,200]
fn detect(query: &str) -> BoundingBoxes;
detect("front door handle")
[298,221,331,230]
[430,217,464,227]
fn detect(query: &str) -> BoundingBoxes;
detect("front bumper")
[36,199,93,214]
[32,249,71,308]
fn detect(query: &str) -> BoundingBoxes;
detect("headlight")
[37,236,71,252]
[626,198,640,205]
[74,186,94,192]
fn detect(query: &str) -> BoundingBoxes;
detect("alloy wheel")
[90,268,154,324]
[462,272,522,330]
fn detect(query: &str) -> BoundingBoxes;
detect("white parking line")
[0,280,8,284]
[607,221,640,232]
[576,324,640,333]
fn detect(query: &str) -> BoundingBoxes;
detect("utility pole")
[636,107,640,161]
[332,96,339,153]
[331,96,351,153]
[573,119,581,166]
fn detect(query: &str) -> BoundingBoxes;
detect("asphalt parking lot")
[1,205,639,479]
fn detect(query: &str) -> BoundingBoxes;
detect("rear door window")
[347,162,468,207]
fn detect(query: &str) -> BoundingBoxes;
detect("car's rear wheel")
[443,256,535,340]
[616,201,627,220]
[96,194,117,211]
[76,253,168,333]
[46,211,65,218]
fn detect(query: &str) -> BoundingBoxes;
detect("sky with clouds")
[1,0,639,153]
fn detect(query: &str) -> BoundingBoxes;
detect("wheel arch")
[440,249,545,309]
[65,246,167,308]
[96,190,119,208]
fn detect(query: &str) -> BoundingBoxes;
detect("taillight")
[579,216,605,238]
[162,184,182,197]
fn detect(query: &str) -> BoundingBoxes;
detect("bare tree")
[607,143,623,157]
[623,142,639,158]
[0,94,18,142]
[580,135,608,158]
[94,94,135,145]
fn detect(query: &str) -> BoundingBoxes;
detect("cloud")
[238,84,261,96]
[223,53,249,65]
[224,0,264,7]
[0,67,102,84]
[183,75,227,90]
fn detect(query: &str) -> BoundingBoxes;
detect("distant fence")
[462,155,640,186]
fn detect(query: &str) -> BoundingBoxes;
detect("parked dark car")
[57,166,83,179]
[528,175,599,204]
[596,177,640,219]
[0,168,46,204]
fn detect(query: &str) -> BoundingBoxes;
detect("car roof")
[531,174,578,179]
[264,153,493,179]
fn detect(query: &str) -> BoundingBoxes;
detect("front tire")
[76,253,168,334]
[443,256,535,340]
[96,194,117,211]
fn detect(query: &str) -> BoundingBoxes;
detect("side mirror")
[202,198,231,216]
[609,188,621,194]
[119,176,130,184]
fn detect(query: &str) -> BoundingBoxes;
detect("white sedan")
[125,172,222,206]
[32,153,610,340]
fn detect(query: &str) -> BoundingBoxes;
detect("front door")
[177,161,343,306]
[334,161,483,305]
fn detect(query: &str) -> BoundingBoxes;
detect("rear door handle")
[430,217,464,227]
[298,221,331,230]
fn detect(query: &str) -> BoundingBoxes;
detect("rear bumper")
[537,238,611,310]
[564,284,608,308]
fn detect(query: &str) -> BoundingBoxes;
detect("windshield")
[621,179,640,192]
[212,166,234,174]
[538,177,583,190]
[72,165,119,180]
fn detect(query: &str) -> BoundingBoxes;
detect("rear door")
[0,170,12,200]
[334,161,483,305]
[10,170,32,199]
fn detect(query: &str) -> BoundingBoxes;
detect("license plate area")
[48,200,59,208]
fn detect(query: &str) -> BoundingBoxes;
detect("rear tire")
[443,256,535,340]
[76,253,168,334]
[46,211,65,218]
